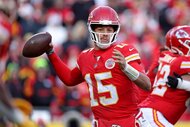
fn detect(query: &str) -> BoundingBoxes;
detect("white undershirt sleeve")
[177,78,190,91]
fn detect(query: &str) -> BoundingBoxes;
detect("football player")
[46,6,151,127]
[138,25,190,126]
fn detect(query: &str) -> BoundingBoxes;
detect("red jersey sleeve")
[76,48,94,73]
[171,56,190,76]
[116,44,141,62]
[114,43,144,73]
[48,52,84,86]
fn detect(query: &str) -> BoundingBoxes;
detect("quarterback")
[46,6,151,127]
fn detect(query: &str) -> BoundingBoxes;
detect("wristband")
[123,62,140,81]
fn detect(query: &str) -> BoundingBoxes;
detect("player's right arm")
[112,48,151,91]
[47,52,84,86]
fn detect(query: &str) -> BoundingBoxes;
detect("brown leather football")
[22,32,52,58]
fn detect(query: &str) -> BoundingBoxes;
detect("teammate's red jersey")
[139,50,190,124]
[77,43,145,120]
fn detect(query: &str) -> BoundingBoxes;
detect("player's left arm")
[112,49,151,91]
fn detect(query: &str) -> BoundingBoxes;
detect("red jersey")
[77,43,145,120]
[139,51,190,124]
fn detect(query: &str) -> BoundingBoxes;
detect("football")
[22,32,52,58]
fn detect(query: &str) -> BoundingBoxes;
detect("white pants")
[135,110,152,127]
[139,108,174,127]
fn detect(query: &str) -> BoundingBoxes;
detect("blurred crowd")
[1,0,190,126]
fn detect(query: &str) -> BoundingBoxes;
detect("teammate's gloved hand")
[166,73,182,89]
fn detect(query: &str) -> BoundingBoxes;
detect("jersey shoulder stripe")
[125,53,140,63]
[180,61,190,69]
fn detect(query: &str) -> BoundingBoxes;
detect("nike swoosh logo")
[129,48,134,51]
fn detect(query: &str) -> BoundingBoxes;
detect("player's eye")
[107,29,114,33]
[95,28,103,32]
